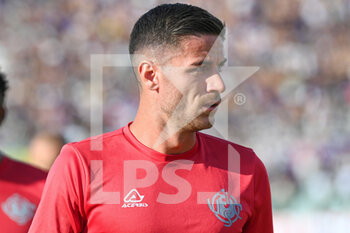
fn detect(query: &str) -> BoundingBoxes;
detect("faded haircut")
[129,3,225,82]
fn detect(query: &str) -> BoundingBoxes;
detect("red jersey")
[29,122,273,232]
[0,153,47,233]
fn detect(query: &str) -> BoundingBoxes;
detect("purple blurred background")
[1,0,350,231]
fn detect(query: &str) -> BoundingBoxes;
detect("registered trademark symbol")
[233,93,246,105]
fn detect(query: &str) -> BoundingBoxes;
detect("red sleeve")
[28,144,88,233]
[243,154,274,233]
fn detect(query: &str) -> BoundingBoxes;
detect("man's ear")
[0,106,5,126]
[138,61,159,91]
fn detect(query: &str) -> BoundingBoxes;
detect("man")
[0,72,47,233]
[29,3,273,232]
[28,132,65,171]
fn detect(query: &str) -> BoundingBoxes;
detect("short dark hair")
[0,72,8,106]
[129,3,225,56]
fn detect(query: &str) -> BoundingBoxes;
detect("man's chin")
[187,115,215,132]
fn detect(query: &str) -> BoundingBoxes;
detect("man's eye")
[195,65,210,72]
[188,64,218,73]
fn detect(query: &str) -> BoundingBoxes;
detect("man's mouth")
[204,99,221,111]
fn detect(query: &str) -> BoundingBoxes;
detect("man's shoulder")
[50,127,126,173]
[197,132,258,162]
[198,132,254,152]
[67,127,125,152]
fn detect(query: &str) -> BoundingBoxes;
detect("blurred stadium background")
[0,0,350,232]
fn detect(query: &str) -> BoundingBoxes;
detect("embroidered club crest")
[207,189,242,227]
[1,193,36,225]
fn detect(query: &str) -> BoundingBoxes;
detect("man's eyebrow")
[190,58,227,66]
[190,60,206,66]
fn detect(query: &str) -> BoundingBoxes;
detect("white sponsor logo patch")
[122,189,148,208]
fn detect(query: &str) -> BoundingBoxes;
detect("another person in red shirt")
[0,72,47,233]
[29,3,273,232]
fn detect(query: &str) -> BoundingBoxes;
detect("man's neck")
[129,116,196,155]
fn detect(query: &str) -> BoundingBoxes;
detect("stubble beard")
[186,111,216,132]
[161,102,215,133]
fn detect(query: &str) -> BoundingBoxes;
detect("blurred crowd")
[0,0,350,212]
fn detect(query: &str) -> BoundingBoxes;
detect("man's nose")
[206,72,226,93]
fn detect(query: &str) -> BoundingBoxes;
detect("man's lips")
[211,99,221,108]
[204,99,221,111]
